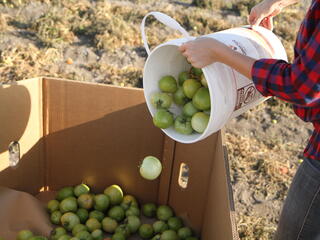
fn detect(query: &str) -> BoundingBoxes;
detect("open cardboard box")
[0,77,238,239]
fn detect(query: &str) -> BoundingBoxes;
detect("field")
[0,0,314,239]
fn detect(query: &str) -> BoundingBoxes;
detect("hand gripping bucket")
[141,12,287,144]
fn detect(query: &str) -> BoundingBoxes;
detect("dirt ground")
[0,0,314,239]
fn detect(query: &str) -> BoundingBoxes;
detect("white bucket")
[141,12,287,144]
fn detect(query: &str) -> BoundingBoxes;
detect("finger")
[179,44,187,52]
[181,51,189,58]
[187,57,193,64]
[252,15,265,27]
[248,12,256,25]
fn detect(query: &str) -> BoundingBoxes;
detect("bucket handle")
[141,12,191,55]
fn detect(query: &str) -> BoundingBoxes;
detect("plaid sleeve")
[251,24,320,107]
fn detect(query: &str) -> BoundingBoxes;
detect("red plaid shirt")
[251,0,320,160]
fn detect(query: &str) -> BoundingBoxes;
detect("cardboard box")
[0,77,238,239]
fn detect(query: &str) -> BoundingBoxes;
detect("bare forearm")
[272,0,299,8]
[211,41,256,80]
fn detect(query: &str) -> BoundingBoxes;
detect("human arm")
[179,37,256,79]
[249,0,299,30]
[179,22,320,107]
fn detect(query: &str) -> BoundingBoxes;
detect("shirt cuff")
[251,58,280,97]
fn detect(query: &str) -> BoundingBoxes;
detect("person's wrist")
[272,0,298,8]
[209,39,229,63]
[208,39,222,63]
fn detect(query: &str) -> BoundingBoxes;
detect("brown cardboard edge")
[42,77,49,191]
[0,77,46,194]
[158,136,176,205]
[200,131,238,240]
[224,145,239,240]
[41,77,144,92]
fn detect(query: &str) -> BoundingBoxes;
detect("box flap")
[0,78,44,194]
[201,134,238,240]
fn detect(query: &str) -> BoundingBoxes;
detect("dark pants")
[275,157,320,240]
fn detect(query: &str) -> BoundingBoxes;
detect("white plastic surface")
[142,13,288,143]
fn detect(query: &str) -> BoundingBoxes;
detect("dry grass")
[31,7,75,47]
[0,44,63,82]
[226,130,303,239]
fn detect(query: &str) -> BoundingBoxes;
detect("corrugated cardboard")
[0,77,238,239]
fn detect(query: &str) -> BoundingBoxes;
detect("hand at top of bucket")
[179,37,221,69]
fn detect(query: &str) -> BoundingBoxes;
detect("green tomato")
[76,208,89,224]
[142,203,157,217]
[174,116,193,135]
[111,233,125,240]
[160,230,179,240]
[153,221,169,234]
[56,187,74,201]
[126,215,141,233]
[61,212,80,231]
[102,217,118,233]
[17,230,33,240]
[59,197,78,213]
[28,237,48,240]
[47,199,60,213]
[159,76,177,93]
[191,67,203,77]
[139,224,154,239]
[120,195,138,210]
[173,87,189,106]
[200,74,208,87]
[115,224,130,238]
[178,71,190,86]
[72,224,88,236]
[151,92,173,109]
[156,205,173,221]
[178,227,192,239]
[167,217,183,231]
[191,112,209,133]
[125,206,140,217]
[75,231,92,240]
[192,87,211,111]
[51,211,62,225]
[91,229,103,240]
[151,234,161,240]
[57,235,71,240]
[182,102,199,117]
[140,156,162,180]
[74,184,90,197]
[183,79,201,99]
[89,210,104,222]
[153,109,174,129]
[108,206,125,222]
[50,227,66,240]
